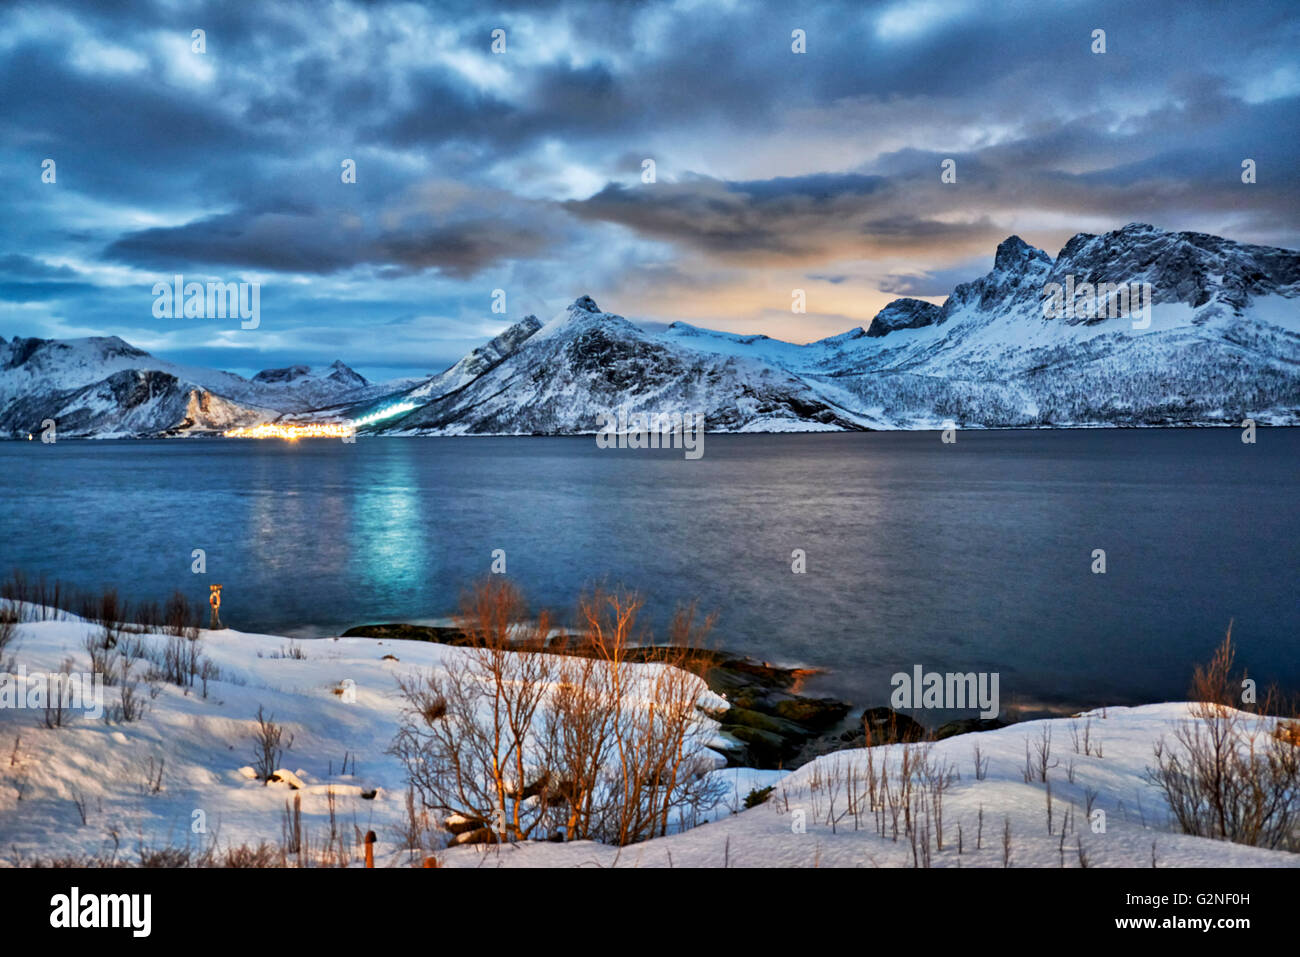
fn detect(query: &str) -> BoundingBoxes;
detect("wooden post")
[364,830,376,868]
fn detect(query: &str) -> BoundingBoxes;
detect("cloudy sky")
[1,0,1296,380]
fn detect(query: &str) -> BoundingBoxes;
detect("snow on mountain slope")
[662,224,1300,427]
[827,226,1299,377]
[660,321,876,373]
[0,337,386,437]
[1,368,276,439]
[403,315,543,402]
[245,359,377,411]
[380,296,865,434]
[2,225,1295,437]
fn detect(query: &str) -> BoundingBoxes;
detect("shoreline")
[4,422,1298,441]
[339,622,1115,769]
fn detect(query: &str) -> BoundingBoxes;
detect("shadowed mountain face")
[383,296,860,435]
[865,298,943,337]
[2,225,1297,438]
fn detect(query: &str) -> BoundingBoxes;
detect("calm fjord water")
[2,430,1297,715]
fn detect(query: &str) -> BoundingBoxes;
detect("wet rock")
[934,717,1007,740]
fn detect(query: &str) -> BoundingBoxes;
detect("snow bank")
[0,607,1296,868]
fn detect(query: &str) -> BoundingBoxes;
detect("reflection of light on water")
[246,454,350,585]
[350,448,426,602]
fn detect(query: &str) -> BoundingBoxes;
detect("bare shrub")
[1069,717,1095,756]
[132,600,163,633]
[82,630,115,685]
[252,706,291,784]
[1,570,67,622]
[138,846,191,868]
[203,842,284,868]
[391,580,725,848]
[1033,726,1058,782]
[1190,622,1241,708]
[1149,705,1300,851]
[42,660,77,729]
[150,633,213,689]
[394,784,438,862]
[163,590,199,639]
[140,755,165,794]
[81,588,126,644]
[109,644,146,723]
[392,579,558,843]
[198,658,218,698]
[1146,628,1300,852]
[282,793,303,854]
[551,589,725,844]
[0,605,18,661]
[70,787,90,825]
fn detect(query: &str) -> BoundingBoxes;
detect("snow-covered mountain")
[659,223,1300,428]
[404,315,544,403]
[0,336,379,438]
[2,224,1296,437]
[377,295,861,434]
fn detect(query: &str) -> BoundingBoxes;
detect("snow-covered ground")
[0,605,1295,868]
[447,703,1298,869]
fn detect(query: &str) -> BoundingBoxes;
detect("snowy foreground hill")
[0,605,1295,868]
[2,224,1296,437]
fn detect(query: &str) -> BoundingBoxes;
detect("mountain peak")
[325,360,368,386]
[867,298,944,337]
[570,295,602,314]
[252,364,311,384]
[994,235,1051,274]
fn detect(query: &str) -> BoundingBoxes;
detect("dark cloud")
[566,175,1013,263]
[107,209,363,274]
[0,255,81,280]
[564,173,896,258]
[105,188,570,278]
[0,0,1296,375]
